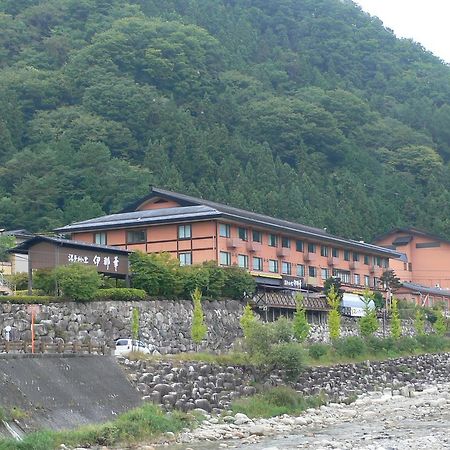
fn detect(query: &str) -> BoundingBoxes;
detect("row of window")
[219,224,388,267]
[94,225,193,246]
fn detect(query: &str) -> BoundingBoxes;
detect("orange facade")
[71,198,390,291]
[374,229,450,289]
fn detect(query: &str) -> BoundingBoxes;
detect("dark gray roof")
[12,236,131,255]
[56,187,401,258]
[401,282,450,297]
[55,205,221,233]
[373,227,450,246]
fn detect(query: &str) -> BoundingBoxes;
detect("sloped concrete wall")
[0,354,141,431]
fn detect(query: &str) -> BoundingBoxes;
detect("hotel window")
[296,240,304,252]
[281,261,292,275]
[94,232,107,245]
[332,247,339,258]
[408,262,413,272]
[341,271,350,283]
[376,256,382,267]
[220,251,231,266]
[344,249,350,261]
[238,227,248,241]
[281,237,291,248]
[268,234,278,247]
[253,256,263,271]
[364,275,370,286]
[309,266,317,277]
[373,277,379,288]
[353,252,359,262]
[321,268,329,280]
[127,229,146,244]
[178,224,192,239]
[307,243,316,253]
[354,274,360,285]
[364,255,369,265]
[269,259,279,273]
[320,246,329,257]
[238,254,249,269]
[179,252,192,266]
[382,258,389,268]
[219,223,230,238]
[253,230,262,243]
[297,264,305,277]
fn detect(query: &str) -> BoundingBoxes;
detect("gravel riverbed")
[159,382,450,450]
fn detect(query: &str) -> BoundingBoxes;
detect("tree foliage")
[191,287,207,345]
[327,284,341,341]
[2,0,450,240]
[433,308,447,337]
[358,289,379,338]
[390,297,402,339]
[53,263,102,301]
[292,294,310,342]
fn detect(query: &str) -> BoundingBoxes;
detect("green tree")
[240,303,256,340]
[0,235,15,261]
[358,289,379,338]
[292,294,310,342]
[390,297,402,339]
[327,284,341,341]
[53,263,102,301]
[414,308,426,337]
[433,308,447,336]
[132,307,140,341]
[191,287,207,346]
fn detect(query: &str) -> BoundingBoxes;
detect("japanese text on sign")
[67,253,120,272]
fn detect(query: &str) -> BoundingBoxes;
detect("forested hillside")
[1,0,450,240]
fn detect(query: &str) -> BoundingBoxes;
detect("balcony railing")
[226,238,241,249]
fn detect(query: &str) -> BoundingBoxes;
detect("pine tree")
[390,297,402,339]
[414,308,425,336]
[240,303,256,339]
[327,284,341,341]
[191,287,207,347]
[293,294,310,342]
[358,288,379,338]
[434,308,447,336]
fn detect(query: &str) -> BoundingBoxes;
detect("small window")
[344,250,350,261]
[127,229,146,244]
[332,248,339,258]
[179,252,192,266]
[408,262,412,272]
[296,264,305,277]
[269,259,279,273]
[94,232,107,245]
[320,246,329,257]
[364,275,370,286]
[353,252,359,262]
[220,251,231,266]
[268,234,278,247]
[321,268,329,280]
[253,256,263,271]
[373,277,379,288]
[219,223,230,238]
[178,224,192,239]
[354,274,360,285]
[252,230,262,243]
[308,266,317,277]
[281,237,291,248]
[364,255,369,265]
[238,227,248,241]
[376,256,382,267]
[281,261,292,275]
[238,254,249,269]
[382,258,389,268]
[307,243,316,253]
[296,240,304,252]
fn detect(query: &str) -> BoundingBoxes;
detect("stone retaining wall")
[120,352,450,413]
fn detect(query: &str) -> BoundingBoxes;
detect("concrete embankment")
[0,354,141,434]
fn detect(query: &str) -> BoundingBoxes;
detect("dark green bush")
[94,288,147,301]
[394,336,419,353]
[365,336,395,354]
[0,295,62,304]
[417,334,449,352]
[266,343,305,380]
[308,343,329,360]
[53,264,102,302]
[221,266,256,300]
[271,317,294,344]
[334,336,366,358]
[244,320,273,356]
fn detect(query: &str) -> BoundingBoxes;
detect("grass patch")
[0,403,195,450]
[231,386,326,418]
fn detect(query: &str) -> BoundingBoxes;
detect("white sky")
[354,0,450,63]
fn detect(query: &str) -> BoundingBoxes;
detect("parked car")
[114,338,151,356]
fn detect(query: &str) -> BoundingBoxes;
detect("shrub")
[266,343,305,380]
[202,261,226,298]
[240,303,257,338]
[178,265,210,298]
[0,295,62,304]
[244,320,273,356]
[53,264,102,301]
[221,266,256,300]
[433,309,447,336]
[33,268,57,295]
[334,336,366,359]
[365,336,395,354]
[417,334,449,352]
[308,343,329,360]
[271,316,293,344]
[293,294,310,342]
[394,336,419,353]
[414,309,426,336]
[94,288,147,301]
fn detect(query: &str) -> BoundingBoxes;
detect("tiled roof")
[400,282,450,297]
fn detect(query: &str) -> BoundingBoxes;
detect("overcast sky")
[354,0,450,63]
